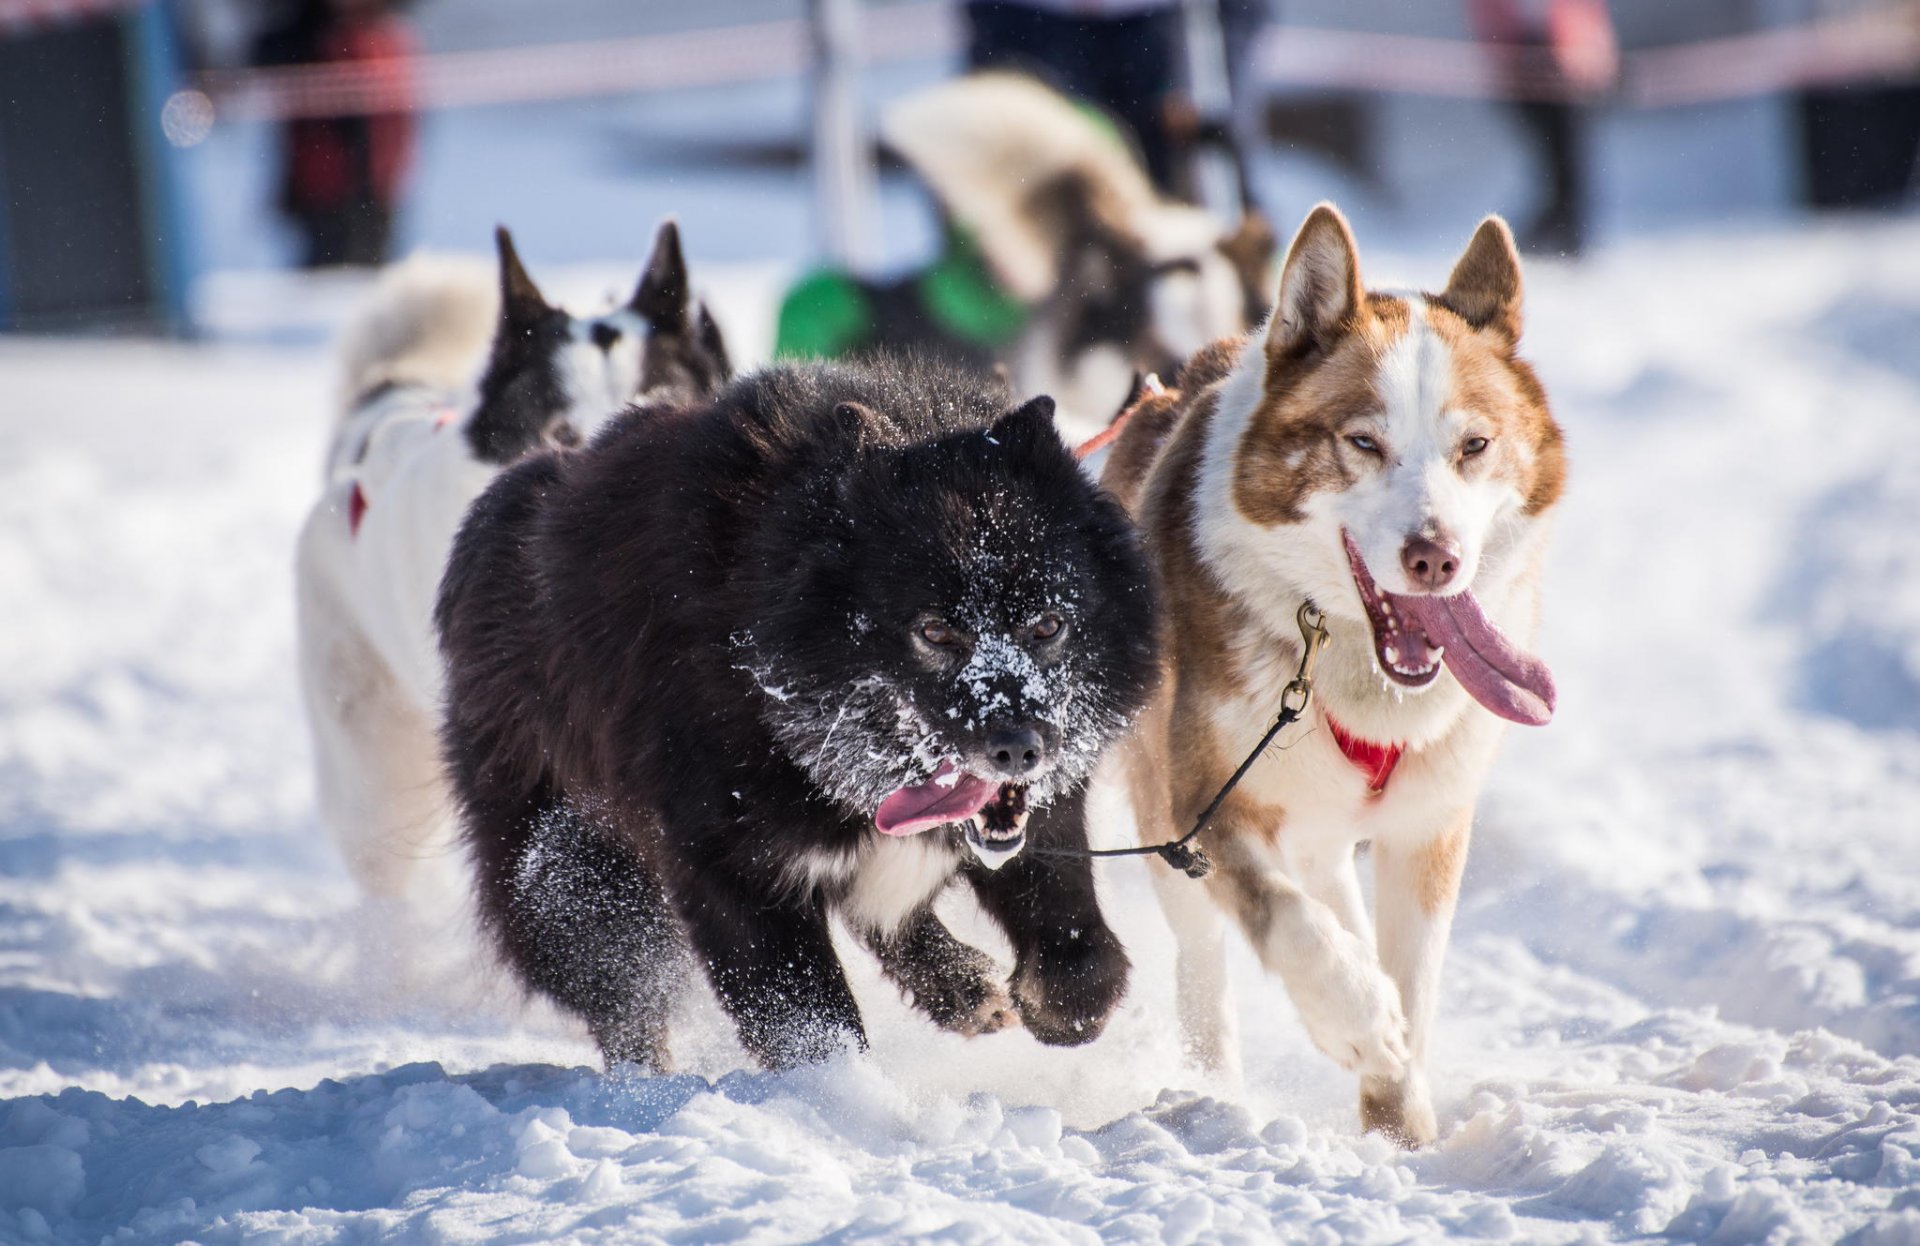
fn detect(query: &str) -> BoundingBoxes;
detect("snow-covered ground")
[3,219,1920,1244]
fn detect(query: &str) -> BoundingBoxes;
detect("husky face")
[471,222,730,464]
[742,388,1158,860]
[1198,206,1564,729]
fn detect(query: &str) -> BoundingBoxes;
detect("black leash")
[1032,602,1330,881]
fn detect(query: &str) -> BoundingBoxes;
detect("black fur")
[437,358,1159,1070]
[467,223,732,465]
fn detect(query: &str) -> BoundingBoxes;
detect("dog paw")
[1361,1077,1438,1148]
[1009,936,1130,1047]
[944,979,1018,1038]
[1288,928,1408,1080]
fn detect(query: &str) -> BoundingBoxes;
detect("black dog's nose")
[986,726,1045,777]
[590,322,622,352]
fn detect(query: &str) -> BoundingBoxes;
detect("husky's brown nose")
[986,726,1045,777]
[1401,536,1461,591]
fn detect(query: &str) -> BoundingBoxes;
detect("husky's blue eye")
[1462,436,1491,457]
[1347,435,1382,455]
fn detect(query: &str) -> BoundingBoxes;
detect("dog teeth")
[1384,645,1399,664]
[965,809,1029,871]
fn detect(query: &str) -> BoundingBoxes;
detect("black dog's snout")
[590,322,622,352]
[986,726,1045,777]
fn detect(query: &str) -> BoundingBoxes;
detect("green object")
[915,228,1028,349]
[774,267,872,361]
[773,227,1030,361]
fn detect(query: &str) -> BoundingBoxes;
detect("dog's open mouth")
[963,783,1028,870]
[874,762,1029,867]
[1342,532,1557,726]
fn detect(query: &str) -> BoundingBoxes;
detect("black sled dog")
[437,360,1159,1069]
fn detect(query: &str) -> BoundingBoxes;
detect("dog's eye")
[919,619,959,647]
[1347,434,1382,456]
[1461,436,1491,457]
[1031,613,1066,642]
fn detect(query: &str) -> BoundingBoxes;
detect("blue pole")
[124,0,197,336]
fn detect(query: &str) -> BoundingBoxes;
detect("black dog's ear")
[988,395,1057,445]
[829,401,898,449]
[632,219,689,325]
[496,226,549,323]
[696,301,732,381]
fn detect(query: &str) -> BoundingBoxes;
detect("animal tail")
[333,253,499,423]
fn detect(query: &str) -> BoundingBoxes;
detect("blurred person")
[253,0,418,268]
[963,0,1187,194]
[1471,0,1618,256]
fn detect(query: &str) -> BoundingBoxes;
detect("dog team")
[294,73,1563,1149]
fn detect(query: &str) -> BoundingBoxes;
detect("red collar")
[348,481,369,537]
[1325,714,1402,795]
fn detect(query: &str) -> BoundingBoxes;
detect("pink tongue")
[1389,590,1557,726]
[874,762,1000,836]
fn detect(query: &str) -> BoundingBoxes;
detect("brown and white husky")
[1102,204,1566,1146]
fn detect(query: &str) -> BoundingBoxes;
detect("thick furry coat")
[436,360,1160,1069]
[1103,205,1565,1147]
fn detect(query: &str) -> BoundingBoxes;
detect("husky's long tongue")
[1342,532,1556,726]
[874,762,1000,836]
[1389,588,1556,726]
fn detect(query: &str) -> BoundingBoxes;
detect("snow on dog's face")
[745,394,1157,866]
[470,222,730,464]
[1198,205,1565,726]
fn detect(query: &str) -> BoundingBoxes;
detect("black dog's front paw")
[924,974,1018,1037]
[1009,933,1130,1047]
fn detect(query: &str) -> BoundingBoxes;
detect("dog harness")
[342,392,461,541]
[1325,714,1404,795]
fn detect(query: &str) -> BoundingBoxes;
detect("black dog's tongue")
[1389,588,1557,726]
[874,762,999,836]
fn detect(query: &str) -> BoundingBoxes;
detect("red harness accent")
[1326,715,1403,796]
[348,481,369,538]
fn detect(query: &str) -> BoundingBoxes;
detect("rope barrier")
[11,2,1902,126]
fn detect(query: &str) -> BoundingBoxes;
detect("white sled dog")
[1102,204,1565,1146]
[296,222,730,898]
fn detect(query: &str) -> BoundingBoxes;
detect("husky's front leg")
[965,789,1130,1046]
[1362,809,1472,1147]
[1149,854,1241,1080]
[1207,827,1409,1081]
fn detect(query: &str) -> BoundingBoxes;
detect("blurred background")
[2,0,1917,348]
[3,11,1920,1240]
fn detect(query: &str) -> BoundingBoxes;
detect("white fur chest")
[788,833,961,937]
[1203,627,1507,858]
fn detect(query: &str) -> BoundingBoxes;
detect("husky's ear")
[1438,216,1524,342]
[696,301,732,382]
[988,395,1057,446]
[632,220,690,325]
[495,226,550,322]
[1267,203,1362,362]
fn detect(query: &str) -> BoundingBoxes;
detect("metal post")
[1182,0,1244,217]
[808,0,879,271]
